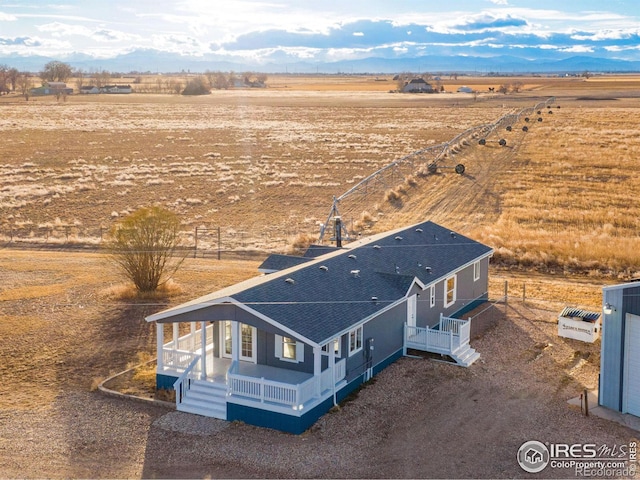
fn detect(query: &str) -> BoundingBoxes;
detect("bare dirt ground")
[0,248,638,479]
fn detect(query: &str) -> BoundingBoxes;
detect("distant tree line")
[0,59,269,97]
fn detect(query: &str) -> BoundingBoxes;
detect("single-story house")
[79,86,100,94]
[146,220,493,433]
[599,281,640,417]
[102,85,133,94]
[457,86,474,93]
[403,78,434,93]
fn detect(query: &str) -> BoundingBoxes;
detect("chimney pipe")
[335,216,342,248]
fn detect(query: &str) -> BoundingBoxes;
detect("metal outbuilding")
[599,281,640,417]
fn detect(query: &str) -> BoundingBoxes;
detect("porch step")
[451,344,480,367]
[178,380,227,420]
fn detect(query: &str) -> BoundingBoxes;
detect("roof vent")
[319,265,328,271]
[425,266,432,273]
[433,234,438,241]
[348,254,357,259]
[373,245,381,250]
[371,296,379,302]
[285,278,295,284]
[350,269,360,277]
[450,232,456,238]
[415,228,423,233]
[395,236,403,241]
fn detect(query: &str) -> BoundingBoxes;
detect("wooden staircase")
[176,380,227,419]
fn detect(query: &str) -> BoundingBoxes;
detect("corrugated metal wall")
[599,283,640,412]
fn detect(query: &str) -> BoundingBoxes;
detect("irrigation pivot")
[319,97,556,243]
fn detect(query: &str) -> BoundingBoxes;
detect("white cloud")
[0,12,18,21]
[488,0,509,5]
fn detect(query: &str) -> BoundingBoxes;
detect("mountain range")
[2,50,639,75]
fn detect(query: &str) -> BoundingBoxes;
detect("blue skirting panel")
[227,348,405,434]
[227,397,335,435]
[156,373,178,391]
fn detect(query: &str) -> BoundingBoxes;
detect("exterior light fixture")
[603,303,616,315]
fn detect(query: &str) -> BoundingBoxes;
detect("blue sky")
[1,0,639,64]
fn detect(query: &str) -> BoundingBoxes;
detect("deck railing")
[228,358,347,408]
[173,354,201,405]
[405,315,470,355]
[162,324,215,372]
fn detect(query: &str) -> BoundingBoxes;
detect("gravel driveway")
[1,302,638,478]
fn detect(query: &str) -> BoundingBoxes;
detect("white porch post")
[156,323,164,371]
[190,322,196,350]
[172,323,179,349]
[232,321,240,362]
[314,346,322,397]
[200,321,207,379]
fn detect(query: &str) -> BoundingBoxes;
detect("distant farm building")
[457,86,474,93]
[30,82,73,96]
[103,85,133,94]
[402,78,434,93]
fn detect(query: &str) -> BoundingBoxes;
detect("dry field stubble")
[2,75,639,278]
[1,75,640,477]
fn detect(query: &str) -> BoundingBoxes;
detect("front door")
[220,321,257,363]
[407,294,417,328]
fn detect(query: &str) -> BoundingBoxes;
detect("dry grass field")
[1,74,639,277]
[1,74,640,477]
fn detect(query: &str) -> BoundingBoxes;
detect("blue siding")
[156,373,179,390]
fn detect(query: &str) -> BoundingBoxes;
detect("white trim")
[473,260,480,282]
[429,285,436,308]
[322,337,342,358]
[348,325,363,356]
[444,275,457,308]
[150,296,321,348]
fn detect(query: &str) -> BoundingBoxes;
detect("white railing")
[173,354,201,405]
[405,316,471,354]
[321,358,346,391]
[228,358,347,408]
[166,324,214,352]
[163,349,199,372]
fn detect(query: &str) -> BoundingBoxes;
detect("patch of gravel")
[2,302,638,479]
[154,411,230,436]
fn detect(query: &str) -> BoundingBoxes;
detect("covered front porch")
[156,320,347,417]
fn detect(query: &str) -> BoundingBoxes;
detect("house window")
[429,285,436,308]
[473,261,481,282]
[349,326,363,356]
[275,335,304,362]
[444,275,457,308]
[322,337,341,358]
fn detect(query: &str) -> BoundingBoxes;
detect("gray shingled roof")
[232,221,492,344]
[147,221,493,346]
[258,254,312,272]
